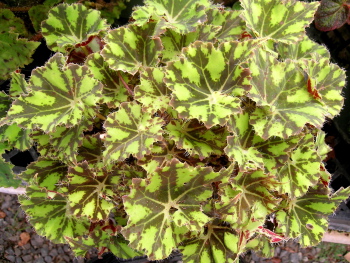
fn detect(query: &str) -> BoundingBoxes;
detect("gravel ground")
[1,192,349,263]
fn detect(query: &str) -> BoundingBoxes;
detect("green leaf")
[28,4,51,32]
[0,32,39,80]
[299,57,346,117]
[216,170,279,230]
[19,157,68,191]
[179,223,240,263]
[275,184,350,247]
[160,25,220,62]
[134,67,171,113]
[206,8,246,41]
[85,53,129,108]
[101,23,163,74]
[122,159,223,260]
[165,40,259,128]
[4,53,103,132]
[240,0,319,43]
[49,121,91,164]
[131,0,210,34]
[315,0,350,31]
[41,3,109,52]
[76,134,104,167]
[10,72,28,97]
[103,101,164,163]
[0,124,32,151]
[165,118,228,160]
[67,161,120,221]
[276,35,330,60]
[0,9,28,35]
[0,158,21,188]
[246,235,275,258]
[247,49,328,139]
[19,185,89,244]
[0,91,12,118]
[276,134,322,198]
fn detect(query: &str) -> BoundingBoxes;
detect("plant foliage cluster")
[1,0,350,262]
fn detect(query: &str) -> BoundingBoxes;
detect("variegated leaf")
[240,0,319,43]
[85,53,129,108]
[102,23,163,74]
[134,67,171,113]
[41,3,109,52]
[166,118,228,160]
[165,40,259,128]
[19,185,90,244]
[0,124,32,151]
[276,134,322,198]
[160,25,220,62]
[179,222,240,263]
[122,159,223,260]
[131,0,210,34]
[103,101,164,163]
[0,158,21,188]
[67,161,120,221]
[275,184,350,247]
[19,157,67,191]
[4,53,103,133]
[10,72,29,97]
[299,57,346,116]
[315,0,350,31]
[247,49,327,139]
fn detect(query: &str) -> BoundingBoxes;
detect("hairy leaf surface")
[41,3,109,52]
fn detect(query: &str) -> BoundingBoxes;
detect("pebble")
[22,254,33,262]
[5,255,15,262]
[44,255,52,263]
[49,248,58,257]
[15,247,21,256]
[15,257,23,263]
[41,247,48,257]
[5,247,15,255]
[34,257,45,263]
[290,253,300,263]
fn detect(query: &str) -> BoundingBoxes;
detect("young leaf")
[4,53,103,133]
[131,0,210,34]
[101,23,163,74]
[41,3,109,52]
[85,53,129,108]
[165,40,257,128]
[275,184,350,247]
[0,33,39,80]
[240,0,319,43]
[67,161,120,221]
[247,49,327,139]
[134,67,171,113]
[315,0,350,31]
[103,101,164,163]
[19,157,67,191]
[122,159,223,260]
[19,185,90,244]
